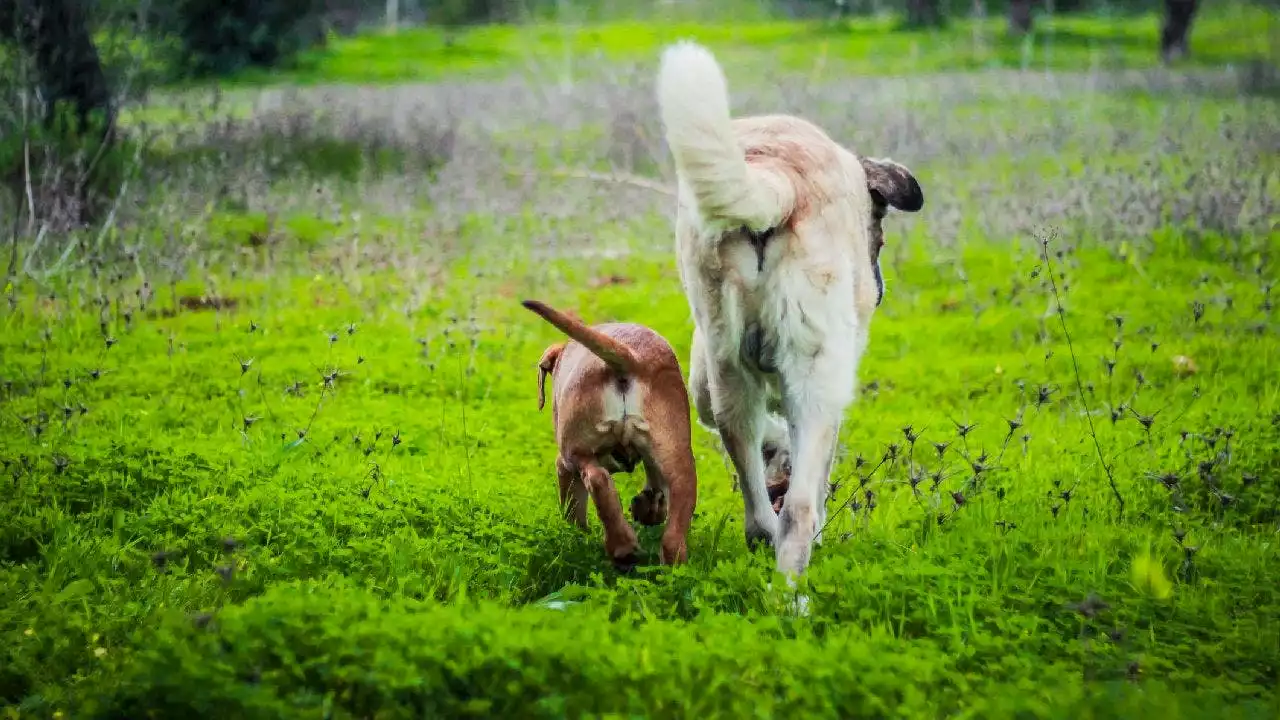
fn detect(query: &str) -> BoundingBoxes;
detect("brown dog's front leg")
[580,461,640,571]
[557,455,589,530]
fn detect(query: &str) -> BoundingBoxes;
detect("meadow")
[2,3,1279,718]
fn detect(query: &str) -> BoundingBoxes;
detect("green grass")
[2,223,1278,715]
[213,6,1278,87]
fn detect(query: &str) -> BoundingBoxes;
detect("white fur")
[656,42,796,235]
[658,42,885,582]
[596,383,650,453]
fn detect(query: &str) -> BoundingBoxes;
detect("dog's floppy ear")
[861,157,924,213]
[536,343,565,411]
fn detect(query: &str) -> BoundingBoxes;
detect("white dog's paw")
[745,510,779,550]
[765,582,811,617]
[791,593,811,617]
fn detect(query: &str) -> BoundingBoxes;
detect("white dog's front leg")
[813,419,839,546]
[776,349,854,578]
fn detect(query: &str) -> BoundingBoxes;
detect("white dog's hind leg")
[688,327,718,433]
[761,411,789,450]
[707,360,778,548]
[694,327,794,467]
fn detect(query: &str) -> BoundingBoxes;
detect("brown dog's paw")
[660,535,687,565]
[611,550,641,574]
[630,487,668,526]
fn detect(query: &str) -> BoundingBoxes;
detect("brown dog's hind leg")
[643,430,697,565]
[580,461,640,571]
[556,455,589,530]
[631,461,669,528]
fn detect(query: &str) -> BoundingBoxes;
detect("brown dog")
[522,299,697,570]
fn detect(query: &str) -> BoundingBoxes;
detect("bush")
[69,582,1276,719]
[0,102,140,232]
[169,0,327,78]
[428,0,519,29]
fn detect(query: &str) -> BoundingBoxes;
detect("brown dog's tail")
[521,300,643,377]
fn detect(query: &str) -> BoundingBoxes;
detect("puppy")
[656,42,924,580]
[523,299,697,570]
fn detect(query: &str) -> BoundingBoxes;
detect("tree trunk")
[6,0,115,134]
[905,0,943,28]
[386,0,399,33]
[2,0,116,229]
[1008,0,1033,35]
[1160,0,1199,63]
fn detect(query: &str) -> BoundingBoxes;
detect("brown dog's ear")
[861,157,924,213]
[536,343,565,411]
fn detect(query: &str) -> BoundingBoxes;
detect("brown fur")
[861,156,924,260]
[738,115,841,231]
[720,117,920,309]
[765,444,791,514]
[522,299,698,570]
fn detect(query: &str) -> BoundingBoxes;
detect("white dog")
[656,42,924,580]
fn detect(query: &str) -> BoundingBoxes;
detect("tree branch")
[507,167,674,197]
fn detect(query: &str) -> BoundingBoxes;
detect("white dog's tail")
[656,42,794,231]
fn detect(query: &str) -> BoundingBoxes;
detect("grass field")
[193,4,1280,88]
[3,4,1280,718]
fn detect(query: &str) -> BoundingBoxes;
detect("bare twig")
[20,224,50,278]
[1039,230,1125,515]
[816,451,893,540]
[4,42,36,286]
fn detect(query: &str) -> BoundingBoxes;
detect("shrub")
[168,0,327,78]
[428,0,519,27]
[0,102,141,233]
